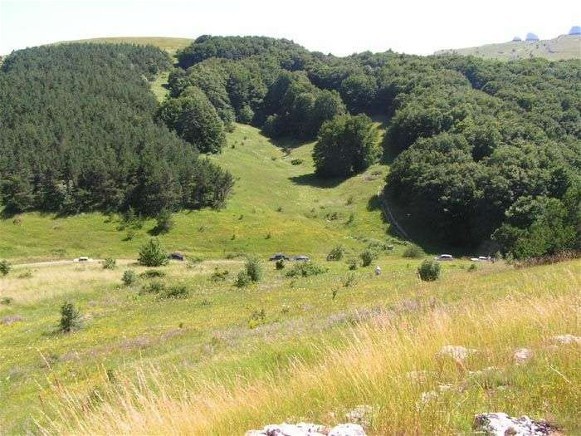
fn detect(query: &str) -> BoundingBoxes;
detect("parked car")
[269,253,290,261]
[169,252,185,261]
[435,254,454,261]
[293,255,310,262]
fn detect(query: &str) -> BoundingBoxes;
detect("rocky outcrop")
[551,334,580,345]
[514,348,533,365]
[245,423,366,436]
[473,413,557,435]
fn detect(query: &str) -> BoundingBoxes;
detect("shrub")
[248,309,266,329]
[161,285,189,299]
[0,260,11,276]
[468,263,477,272]
[403,244,425,258]
[285,262,327,278]
[140,269,166,278]
[153,209,175,234]
[140,280,165,294]
[138,238,168,267]
[103,258,116,270]
[210,268,229,282]
[245,257,263,282]
[360,249,378,267]
[327,245,345,261]
[290,158,303,165]
[275,259,285,270]
[122,270,137,286]
[418,259,441,281]
[235,271,251,288]
[347,258,358,270]
[59,301,82,333]
[1,297,14,305]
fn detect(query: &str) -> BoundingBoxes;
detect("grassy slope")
[1,259,576,434]
[0,124,390,263]
[63,36,193,55]
[435,35,581,60]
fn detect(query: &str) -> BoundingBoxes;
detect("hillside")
[63,36,193,54]
[435,34,581,60]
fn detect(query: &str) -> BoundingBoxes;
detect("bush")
[59,301,82,333]
[103,258,116,270]
[138,238,169,267]
[140,269,166,278]
[161,285,189,299]
[245,257,263,282]
[360,249,378,267]
[248,309,266,329]
[210,268,229,282]
[347,258,358,270]
[327,245,345,261]
[122,270,137,286]
[140,280,165,294]
[235,271,251,288]
[0,260,11,276]
[403,244,425,258]
[418,259,441,281]
[285,262,327,278]
[275,259,285,270]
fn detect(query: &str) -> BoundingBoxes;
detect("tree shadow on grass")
[289,173,344,189]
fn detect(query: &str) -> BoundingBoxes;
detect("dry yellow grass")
[39,262,580,435]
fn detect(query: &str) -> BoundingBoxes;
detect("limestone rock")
[551,334,580,345]
[328,423,366,436]
[245,422,327,436]
[345,405,375,427]
[437,345,477,362]
[514,348,533,365]
[473,412,557,435]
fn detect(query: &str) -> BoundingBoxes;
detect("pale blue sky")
[1,0,579,56]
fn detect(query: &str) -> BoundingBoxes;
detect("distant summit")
[569,25,581,35]
[525,32,539,42]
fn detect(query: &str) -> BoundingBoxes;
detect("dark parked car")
[169,252,185,261]
[269,253,290,261]
[293,255,310,262]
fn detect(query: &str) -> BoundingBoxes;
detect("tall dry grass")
[39,271,580,435]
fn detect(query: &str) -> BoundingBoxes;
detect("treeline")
[161,36,580,257]
[0,43,233,216]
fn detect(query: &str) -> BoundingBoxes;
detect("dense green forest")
[167,36,580,257]
[1,37,579,258]
[0,43,233,216]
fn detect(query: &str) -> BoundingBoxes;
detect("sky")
[1,0,580,56]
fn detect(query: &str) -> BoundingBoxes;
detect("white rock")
[473,412,555,435]
[345,405,375,427]
[552,334,581,345]
[328,423,366,436]
[514,348,533,365]
[245,422,327,436]
[437,345,477,361]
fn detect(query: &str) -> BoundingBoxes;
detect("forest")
[1,37,579,258]
[0,43,233,216]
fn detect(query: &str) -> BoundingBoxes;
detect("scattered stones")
[551,334,580,345]
[473,412,557,435]
[514,348,533,365]
[437,345,477,362]
[345,405,376,428]
[246,423,366,436]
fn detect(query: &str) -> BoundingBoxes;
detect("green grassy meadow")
[1,124,579,434]
[0,123,390,263]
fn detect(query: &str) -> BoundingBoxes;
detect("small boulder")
[437,345,477,362]
[345,405,375,428]
[473,412,557,435]
[328,423,366,436]
[514,348,533,365]
[245,423,327,436]
[551,334,580,345]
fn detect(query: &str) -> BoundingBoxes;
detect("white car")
[435,254,454,261]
